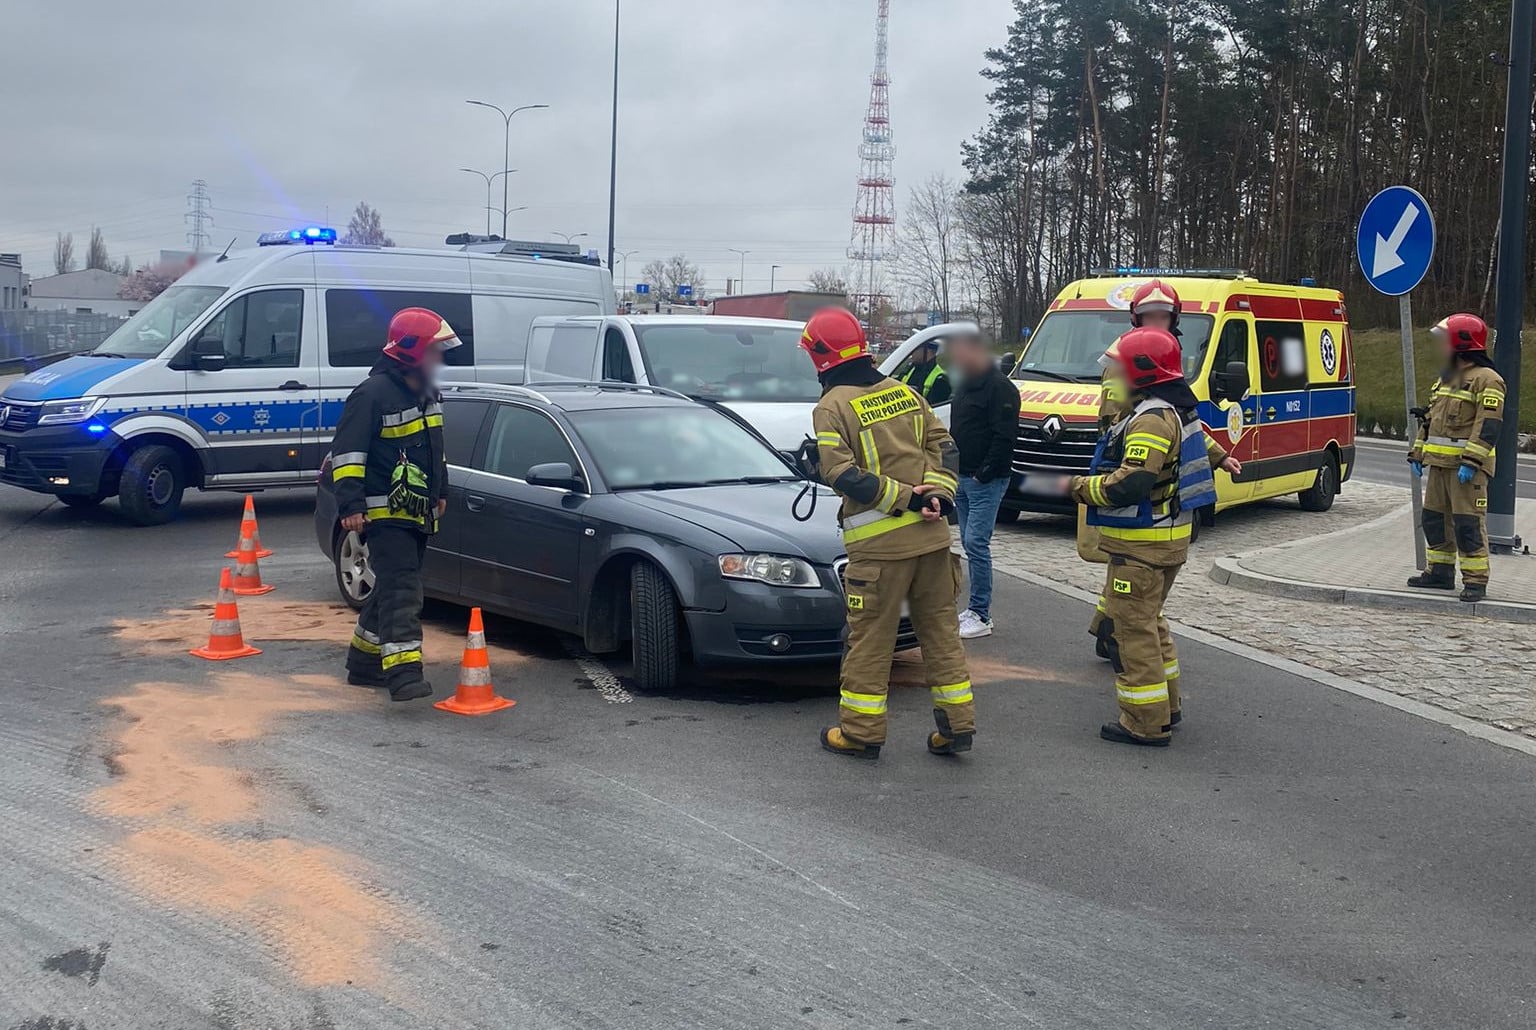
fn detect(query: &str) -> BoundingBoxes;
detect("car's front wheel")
[630,561,679,692]
[1298,454,1339,512]
[334,529,374,611]
[118,444,186,525]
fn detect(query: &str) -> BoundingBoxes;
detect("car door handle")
[465,494,486,512]
[278,380,310,391]
[1264,407,1277,421]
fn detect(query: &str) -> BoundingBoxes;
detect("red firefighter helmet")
[1104,327,1184,388]
[1130,279,1181,332]
[800,307,869,374]
[382,307,460,367]
[1431,313,1489,354]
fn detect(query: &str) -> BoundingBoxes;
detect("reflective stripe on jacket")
[330,361,449,534]
[1408,364,1506,474]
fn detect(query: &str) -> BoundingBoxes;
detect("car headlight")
[38,397,106,425]
[718,553,819,589]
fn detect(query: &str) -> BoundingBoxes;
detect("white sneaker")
[958,610,993,639]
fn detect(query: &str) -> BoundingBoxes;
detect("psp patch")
[1125,443,1151,462]
[847,594,865,611]
[850,387,921,428]
[1477,497,1488,509]
[1484,394,1501,409]
[1112,578,1132,595]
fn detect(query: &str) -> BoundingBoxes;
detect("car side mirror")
[1212,360,1249,401]
[193,351,228,372]
[526,461,582,491]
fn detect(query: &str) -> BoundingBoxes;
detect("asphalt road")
[1352,435,1536,498]
[1,484,1533,1029]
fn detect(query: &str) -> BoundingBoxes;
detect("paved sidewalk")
[986,481,1536,743]
[1215,501,1536,622]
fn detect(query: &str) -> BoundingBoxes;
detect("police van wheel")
[1298,455,1339,513]
[118,445,185,526]
[334,529,374,611]
[630,561,680,693]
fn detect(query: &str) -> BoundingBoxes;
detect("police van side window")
[481,405,578,480]
[194,289,303,368]
[325,290,475,368]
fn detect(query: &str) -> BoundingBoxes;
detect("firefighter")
[1068,327,1241,746]
[331,308,456,702]
[898,340,952,405]
[804,307,975,759]
[1088,279,1184,658]
[1406,313,1505,602]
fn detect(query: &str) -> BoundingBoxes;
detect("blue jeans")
[955,475,1009,620]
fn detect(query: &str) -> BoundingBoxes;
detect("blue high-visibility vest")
[1086,397,1216,530]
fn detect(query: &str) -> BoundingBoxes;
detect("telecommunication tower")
[847,0,896,322]
[185,179,213,252]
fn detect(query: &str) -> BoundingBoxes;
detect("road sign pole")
[1488,0,1534,553]
[1400,294,1427,571]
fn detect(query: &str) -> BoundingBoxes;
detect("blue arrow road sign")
[1356,186,1435,296]
[676,284,694,298]
[635,283,650,295]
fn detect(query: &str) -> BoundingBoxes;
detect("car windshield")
[635,324,820,402]
[1013,310,1214,383]
[568,405,797,490]
[92,285,227,358]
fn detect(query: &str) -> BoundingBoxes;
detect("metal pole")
[1401,294,1427,571]
[607,0,621,275]
[771,265,780,291]
[1489,0,1534,552]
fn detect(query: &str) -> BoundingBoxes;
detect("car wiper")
[92,351,129,358]
[704,476,799,485]
[1018,368,1086,383]
[615,480,713,491]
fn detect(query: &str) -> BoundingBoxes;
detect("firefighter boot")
[1100,722,1172,747]
[347,669,387,688]
[927,709,973,755]
[1461,584,1487,603]
[821,727,880,760]
[1406,564,1455,590]
[389,678,434,703]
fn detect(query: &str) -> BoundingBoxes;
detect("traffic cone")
[191,568,262,660]
[225,494,273,559]
[434,608,516,716]
[230,526,275,596]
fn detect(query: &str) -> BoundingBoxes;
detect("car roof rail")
[439,382,552,404]
[524,380,695,403]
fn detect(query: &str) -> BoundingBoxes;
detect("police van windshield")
[1013,310,1214,383]
[92,285,228,359]
[634,324,821,402]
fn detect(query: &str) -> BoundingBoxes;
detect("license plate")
[0,448,8,469]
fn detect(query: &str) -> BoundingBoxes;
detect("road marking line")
[995,564,1536,760]
[561,640,633,704]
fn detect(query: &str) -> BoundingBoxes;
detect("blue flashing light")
[258,226,338,247]
[86,423,107,434]
[1300,276,1317,287]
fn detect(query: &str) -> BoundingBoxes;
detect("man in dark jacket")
[949,331,1021,638]
[331,307,456,702]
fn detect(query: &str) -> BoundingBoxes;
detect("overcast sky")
[2,0,1013,294]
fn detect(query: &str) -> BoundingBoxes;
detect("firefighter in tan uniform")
[1406,313,1505,602]
[1067,327,1240,746]
[802,307,975,760]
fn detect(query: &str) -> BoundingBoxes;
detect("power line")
[185,180,213,252]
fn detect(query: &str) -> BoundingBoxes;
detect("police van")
[0,229,616,523]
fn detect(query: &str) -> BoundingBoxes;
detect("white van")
[0,230,615,523]
[520,314,979,450]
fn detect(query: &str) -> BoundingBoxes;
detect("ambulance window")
[1256,320,1308,392]
[325,289,475,368]
[194,289,303,369]
[1211,318,1249,380]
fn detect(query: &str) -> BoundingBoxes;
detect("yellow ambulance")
[1003,268,1356,520]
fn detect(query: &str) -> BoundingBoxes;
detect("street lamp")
[466,100,549,239]
[460,167,515,237]
[554,231,589,246]
[619,249,639,293]
[771,264,781,291]
[730,248,750,294]
[607,0,621,277]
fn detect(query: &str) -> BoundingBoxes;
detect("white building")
[0,254,22,311]
[25,268,136,317]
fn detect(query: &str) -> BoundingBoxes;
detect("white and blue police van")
[0,229,616,523]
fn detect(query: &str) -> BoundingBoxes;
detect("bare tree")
[806,267,850,294]
[641,254,703,302]
[86,227,110,271]
[896,174,966,319]
[342,202,394,247]
[53,233,75,275]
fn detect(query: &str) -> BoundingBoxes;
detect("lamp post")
[465,100,548,239]
[460,168,515,237]
[730,248,750,294]
[619,249,639,295]
[607,0,621,276]
[771,264,781,291]
[554,231,589,246]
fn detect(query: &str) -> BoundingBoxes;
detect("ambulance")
[1002,269,1356,519]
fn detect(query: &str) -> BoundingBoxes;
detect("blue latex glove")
[1408,460,1423,478]
[1458,464,1477,485]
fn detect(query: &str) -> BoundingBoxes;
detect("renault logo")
[1040,415,1064,443]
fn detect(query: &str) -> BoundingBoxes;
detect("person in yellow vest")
[1067,327,1240,746]
[803,307,975,760]
[1406,313,1505,602]
[898,340,952,405]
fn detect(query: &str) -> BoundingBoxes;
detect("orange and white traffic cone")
[230,526,275,596]
[191,567,262,660]
[434,607,516,716]
[225,494,273,559]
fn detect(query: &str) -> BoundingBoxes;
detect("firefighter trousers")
[1103,555,1181,740]
[1423,466,1490,586]
[346,524,429,689]
[839,547,975,746]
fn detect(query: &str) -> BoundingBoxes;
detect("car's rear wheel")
[118,444,185,525]
[1299,454,1340,512]
[630,561,679,692]
[334,529,374,611]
